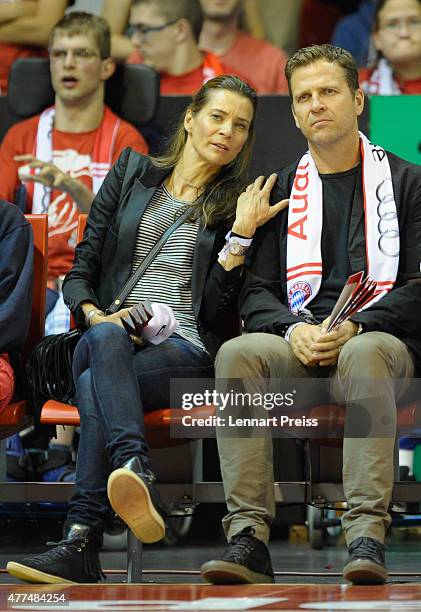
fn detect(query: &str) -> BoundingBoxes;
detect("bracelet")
[85,308,105,327]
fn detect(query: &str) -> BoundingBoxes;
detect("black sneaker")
[343,536,388,585]
[6,524,105,584]
[107,456,165,544]
[201,526,275,584]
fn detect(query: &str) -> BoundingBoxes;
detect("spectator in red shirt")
[0,12,148,306]
[359,0,421,94]
[127,0,246,94]
[199,0,288,94]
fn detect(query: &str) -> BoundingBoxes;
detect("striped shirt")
[124,183,205,351]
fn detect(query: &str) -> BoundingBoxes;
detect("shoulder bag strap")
[106,206,192,314]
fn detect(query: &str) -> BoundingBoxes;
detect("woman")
[7,75,287,585]
[359,0,421,94]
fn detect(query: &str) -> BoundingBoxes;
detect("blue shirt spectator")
[331,0,376,66]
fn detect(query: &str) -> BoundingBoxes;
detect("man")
[199,0,288,94]
[201,44,421,585]
[0,11,148,327]
[127,0,245,94]
[360,0,421,94]
[0,200,33,414]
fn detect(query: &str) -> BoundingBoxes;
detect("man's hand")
[16,154,69,190]
[311,318,359,367]
[289,323,324,367]
[16,154,94,212]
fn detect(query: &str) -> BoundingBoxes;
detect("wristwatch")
[228,238,250,257]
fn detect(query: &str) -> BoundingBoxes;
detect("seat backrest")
[7,59,160,126]
[24,214,48,355]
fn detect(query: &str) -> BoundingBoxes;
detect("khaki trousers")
[215,332,414,546]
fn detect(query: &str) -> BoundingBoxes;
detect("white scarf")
[30,106,120,213]
[286,132,399,315]
[361,58,401,95]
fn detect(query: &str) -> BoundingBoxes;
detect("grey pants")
[215,332,414,546]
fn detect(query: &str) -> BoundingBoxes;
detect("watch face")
[229,239,246,256]
[229,240,241,255]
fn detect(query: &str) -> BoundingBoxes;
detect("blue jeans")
[67,323,213,532]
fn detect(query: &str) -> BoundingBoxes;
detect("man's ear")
[101,57,116,81]
[291,103,300,129]
[355,87,365,117]
[175,18,191,43]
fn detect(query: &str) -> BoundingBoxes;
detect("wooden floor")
[1,582,421,611]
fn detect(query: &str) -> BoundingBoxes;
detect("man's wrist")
[284,322,306,343]
[350,320,364,336]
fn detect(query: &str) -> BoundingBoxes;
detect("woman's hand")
[89,308,145,346]
[90,308,131,328]
[232,174,289,238]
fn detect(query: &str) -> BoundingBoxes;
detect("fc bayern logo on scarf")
[288,281,312,314]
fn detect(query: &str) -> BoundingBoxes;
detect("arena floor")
[1,528,421,611]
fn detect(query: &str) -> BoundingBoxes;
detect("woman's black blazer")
[63,148,243,358]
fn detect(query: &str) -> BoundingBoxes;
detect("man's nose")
[63,50,76,67]
[396,21,411,36]
[311,95,325,112]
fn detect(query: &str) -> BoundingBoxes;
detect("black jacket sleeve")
[201,258,244,328]
[0,201,33,353]
[62,147,132,325]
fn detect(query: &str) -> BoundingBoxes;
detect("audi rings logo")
[376,178,399,257]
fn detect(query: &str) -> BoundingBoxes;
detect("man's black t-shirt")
[310,164,362,321]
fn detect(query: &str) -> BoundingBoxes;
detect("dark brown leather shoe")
[201,526,274,584]
[343,537,387,585]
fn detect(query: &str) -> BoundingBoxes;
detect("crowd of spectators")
[0,0,420,485]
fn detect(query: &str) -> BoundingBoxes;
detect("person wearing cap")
[7,74,288,585]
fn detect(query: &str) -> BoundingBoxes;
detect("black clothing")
[63,148,242,359]
[240,151,421,370]
[0,200,33,353]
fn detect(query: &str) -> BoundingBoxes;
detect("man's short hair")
[50,11,111,59]
[285,44,360,97]
[132,0,204,42]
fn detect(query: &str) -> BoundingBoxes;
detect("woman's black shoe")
[107,456,166,544]
[6,524,104,584]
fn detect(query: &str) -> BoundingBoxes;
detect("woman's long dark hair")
[152,75,258,228]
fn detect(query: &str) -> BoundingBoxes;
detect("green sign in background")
[369,95,421,165]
